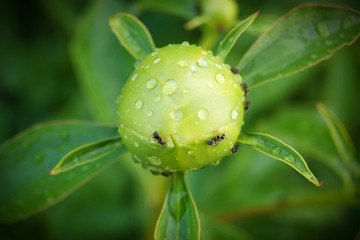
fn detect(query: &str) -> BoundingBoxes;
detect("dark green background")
[1,0,359,239]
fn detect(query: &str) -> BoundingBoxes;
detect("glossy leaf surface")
[216,11,258,60]
[50,137,122,175]
[109,13,155,60]
[155,172,200,240]
[238,133,321,186]
[0,121,126,222]
[238,4,360,88]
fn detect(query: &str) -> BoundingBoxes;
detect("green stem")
[154,172,200,240]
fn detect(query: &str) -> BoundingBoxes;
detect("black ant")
[240,83,248,96]
[231,67,239,74]
[231,143,239,153]
[207,133,225,146]
[161,172,172,177]
[244,99,250,111]
[153,131,166,146]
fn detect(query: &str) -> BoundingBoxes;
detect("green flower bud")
[117,42,245,172]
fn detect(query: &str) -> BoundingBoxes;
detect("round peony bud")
[117,42,245,173]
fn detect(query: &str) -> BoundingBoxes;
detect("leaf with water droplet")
[155,172,200,240]
[238,132,321,186]
[216,11,259,60]
[0,121,127,222]
[109,13,155,60]
[50,137,123,175]
[238,4,360,89]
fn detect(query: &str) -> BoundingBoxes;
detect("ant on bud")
[153,131,166,146]
[244,99,250,111]
[240,83,248,96]
[231,143,239,153]
[207,133,226,146]
[231,67,239,74]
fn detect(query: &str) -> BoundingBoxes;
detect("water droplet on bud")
[198,108,209,120]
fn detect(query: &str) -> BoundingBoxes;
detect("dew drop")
[188,150,194,155]
[211,101,215,105]
[198,108,209,120]
[154,95,161,102]
[154,57,160,64]
[303,170,312,179]
[151,51,158,56]
[182,41,190,46]
[272,147,281,154]
[231,109,238,119]
[133,155,141,163]
[178,60,188,67]
[135,100,143,109]
[162,80,178,95]
[134,141,139,147]
[147,111,153,117]
[216,64,222,69]
[191,65,197,71]
[172,110,183,120]
[316,22,329,37]
[285,154,295,162]
[146,78,157,88]
[198,58,208,67]
[208,82,213,87]
[150,156,161,166]
[215,73,225,84]
[131,73,138,81]
[134,61,141,69]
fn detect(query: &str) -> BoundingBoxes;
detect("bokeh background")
[1,0,359,239]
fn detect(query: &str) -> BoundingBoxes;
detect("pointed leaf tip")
[109,13,155,60]
[50,137,122,175]
[238,133,321,186]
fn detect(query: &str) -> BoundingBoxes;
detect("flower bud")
[117,42,245,172]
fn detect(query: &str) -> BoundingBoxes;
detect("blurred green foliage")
[0,0,359,239]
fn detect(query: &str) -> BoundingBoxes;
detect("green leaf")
[216,11,259,60]
[316,103,357,173]
[109,13,156,60]
[0,121,127,222]
[70,0,133,123]
[50,137,122,175]
[238,4,360,89]
[238,133,321,186]
[155,172,200,240]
